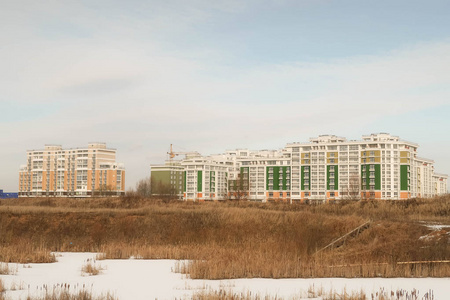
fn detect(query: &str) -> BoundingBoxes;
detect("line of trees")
[131,177,177,199]
[129,174,365,202]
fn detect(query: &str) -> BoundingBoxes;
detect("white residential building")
[151,134,447,202]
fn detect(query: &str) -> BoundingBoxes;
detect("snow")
[425,225,450,230]
[1,252,449,299]
[419,222,450,242]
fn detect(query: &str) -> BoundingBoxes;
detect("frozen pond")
[1,252,449,299]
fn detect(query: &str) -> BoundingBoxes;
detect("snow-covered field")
[1,252,449,299]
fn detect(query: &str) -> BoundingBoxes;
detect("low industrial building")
[0,189,18,199]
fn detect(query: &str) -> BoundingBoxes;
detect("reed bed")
[81,261,104,276]
[0,195,448,279]
[192,286,432,300]
[24,289,117,300]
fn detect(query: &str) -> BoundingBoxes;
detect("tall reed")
[0,195,448,279]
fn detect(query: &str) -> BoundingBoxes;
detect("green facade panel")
[273,166,280,190]
[152,168,185,195]
[151,170,170,184]
[361,164,381,190]
[266,166,281,190]
[400,165,409,191]
[374,164,381,190]
[197,171,202,192]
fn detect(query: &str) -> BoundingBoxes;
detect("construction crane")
[167,144,200,161]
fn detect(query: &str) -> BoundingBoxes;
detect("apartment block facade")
[19,143,125,197]
[150,134,447,202]
[150,161,185,196]
[284,133,447,202]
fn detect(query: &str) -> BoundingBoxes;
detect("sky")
[1,0,450,192]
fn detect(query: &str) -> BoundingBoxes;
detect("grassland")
[0,195,449,279]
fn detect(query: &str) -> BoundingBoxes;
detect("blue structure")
[0,189,18,199]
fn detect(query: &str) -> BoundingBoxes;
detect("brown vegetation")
[81,261,103,276]
[0,195,449,279]
[0,279,4,294]
[24,289,116,300]
[192,286,429,300]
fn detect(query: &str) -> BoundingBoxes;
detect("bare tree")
[150,177,177,200]
[227,174,249,201]
[94,184,116,197]
[341,175,361,201]
[135,177,152,198]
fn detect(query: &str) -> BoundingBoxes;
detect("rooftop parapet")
[309,135,347,144]
[88,142,107,149]
[44,145,62,150]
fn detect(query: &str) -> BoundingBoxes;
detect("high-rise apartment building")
[19,143,125,197]
[151,133,447,202]
[284,133,447,202]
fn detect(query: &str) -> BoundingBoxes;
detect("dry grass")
[0,263,17,275]
[81,260,104,276]
[192,286,434,300]
[0,244,55,264]
[0,195,449,279]
[24,289,117,300]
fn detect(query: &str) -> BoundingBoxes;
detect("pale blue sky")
[1,0,449,191]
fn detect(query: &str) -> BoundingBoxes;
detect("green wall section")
[374,164,381,190]
[240,167,249,179]
[274,167,280,190]
[361,164,381,190]
[326,165,338,190]
[152,169,184,194]
[301,166,310,190]
[197,171,202,192]
[151,170,170,184]
[264,166,290,191]
[400,165,409,191]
